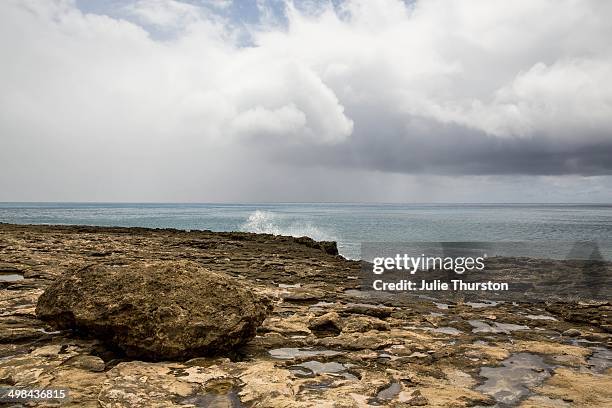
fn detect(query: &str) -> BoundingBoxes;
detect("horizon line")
[0,201,611,206]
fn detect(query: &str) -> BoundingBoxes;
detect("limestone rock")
[342,303,394,318]
[403,389,429,406]
[317,330,401,350]
[62,355,106,372]
[563,328,582,337]
[342,315,390,333]
[36,261,272,360]
[308,312,342,335]
[293,236,339,255]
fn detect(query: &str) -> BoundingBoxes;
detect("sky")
[1,0,611,203]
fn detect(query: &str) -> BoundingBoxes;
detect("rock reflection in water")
[476,353,552,405]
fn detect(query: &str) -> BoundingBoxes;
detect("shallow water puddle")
[430,326,463,335]
[469,320,529,334]
[179,390,242,408]
[344,302,389,309]
[278,283,300,289]
[465,300,500,308]
[308,301,336,313]
[406,326,463,336]
[367,382,401,405]
[417,294,437,301]
[434,302,450,310]
[343,289,365,297]
[179,379,243,408]
[343,289,394,301]
[0,272,24,282]
[587,346,612,373]
[524,314,558,321]
[476,352,552,405]
[289,361,357,380]
[299,378,336,391]
[268,347,341,360]
[37,328,62,335]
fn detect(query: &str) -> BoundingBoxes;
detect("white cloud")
[126,0,201,28]
[483,59,612,141]
[0,0,611,201]
[124,0,231,29]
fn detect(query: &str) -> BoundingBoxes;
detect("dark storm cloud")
[272,116,612,176]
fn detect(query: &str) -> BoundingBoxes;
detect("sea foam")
[241,210,336,243]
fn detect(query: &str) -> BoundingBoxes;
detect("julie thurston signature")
[372,279,508,291]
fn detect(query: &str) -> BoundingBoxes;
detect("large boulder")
[35,261,273,360]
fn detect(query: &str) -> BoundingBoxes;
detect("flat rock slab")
[35,261,272,360]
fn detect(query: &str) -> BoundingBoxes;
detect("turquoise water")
[1,203,611,260]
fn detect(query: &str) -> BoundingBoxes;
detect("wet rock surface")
[0,223,610,407]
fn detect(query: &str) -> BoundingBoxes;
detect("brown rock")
[342,316,390,333]
[563,328,582,337]
[36,261,273,360]
[308,312,342,335]
[405,389,428,406]
[63,355,106,372]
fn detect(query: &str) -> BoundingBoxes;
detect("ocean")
[1,203,611,260]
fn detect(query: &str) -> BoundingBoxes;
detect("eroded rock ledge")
[0,224,610,407]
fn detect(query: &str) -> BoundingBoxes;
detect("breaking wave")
[241,210,336,243]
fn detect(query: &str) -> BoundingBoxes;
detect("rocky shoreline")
[0,223,610,407]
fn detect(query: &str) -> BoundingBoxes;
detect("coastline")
[0,223,610,406]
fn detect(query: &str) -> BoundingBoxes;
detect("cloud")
[125,0,233,30]
[0,0,611,201]
[125,0,202,28]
